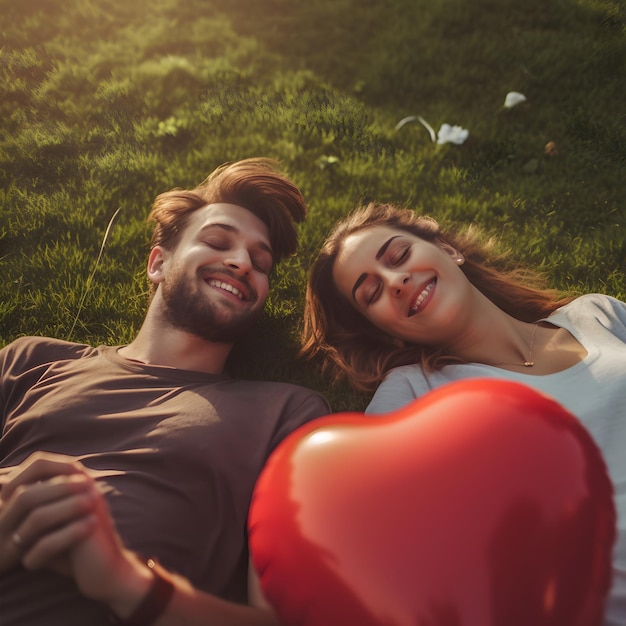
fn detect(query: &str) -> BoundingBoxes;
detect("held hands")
[0,452,151,615]
[0,452,97,575]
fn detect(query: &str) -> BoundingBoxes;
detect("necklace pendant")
[523,361,534,367]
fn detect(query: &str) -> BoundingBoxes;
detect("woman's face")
[332,225,472,344]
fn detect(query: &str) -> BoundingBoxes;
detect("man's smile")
[207,279,245,300]
[199,267,254,303]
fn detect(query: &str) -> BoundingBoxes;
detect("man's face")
[154,203,273,343]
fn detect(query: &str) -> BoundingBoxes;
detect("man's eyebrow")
[199,223,273,257]
[351,235,401,302]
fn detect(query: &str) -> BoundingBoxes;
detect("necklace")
[493,323,539,368]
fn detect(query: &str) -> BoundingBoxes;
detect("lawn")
[1,0,624,410]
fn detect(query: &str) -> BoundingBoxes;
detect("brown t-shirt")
[0,336,329,625]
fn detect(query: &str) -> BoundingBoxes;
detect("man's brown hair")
[148,158,307,294]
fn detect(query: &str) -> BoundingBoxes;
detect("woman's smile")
[408,278,437,317]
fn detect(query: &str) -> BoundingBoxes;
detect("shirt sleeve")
[365,366,428,415]
[269,390,330,452]
[601,295,626,337]
[557,294,626,343]
[0,337,94,420]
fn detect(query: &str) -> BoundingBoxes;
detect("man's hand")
[0,452,279,625]
[0,451,153,616]
[0,452,97,575]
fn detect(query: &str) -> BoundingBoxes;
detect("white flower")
[503,91,527,109]
[436,123,469,145]
[395,116,469,146]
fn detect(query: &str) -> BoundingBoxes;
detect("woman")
[302,202,626,624]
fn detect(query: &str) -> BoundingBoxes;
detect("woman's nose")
[389,272,410,296]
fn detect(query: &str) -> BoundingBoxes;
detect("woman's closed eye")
[390,245,410,266]
[365,281,382,306]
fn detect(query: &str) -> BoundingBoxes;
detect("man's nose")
[224,249,252,274]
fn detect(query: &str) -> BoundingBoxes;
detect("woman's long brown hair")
[301,203,574,392]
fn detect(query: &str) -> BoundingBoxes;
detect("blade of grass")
[66,208,122,342]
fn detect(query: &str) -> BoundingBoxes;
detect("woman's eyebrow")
[376,235,401,260]
[352,273,368,302]
[351,235,402,302]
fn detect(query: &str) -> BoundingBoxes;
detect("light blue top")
[366,294,626,625]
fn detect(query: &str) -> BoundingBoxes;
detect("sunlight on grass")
[1,0,624,410]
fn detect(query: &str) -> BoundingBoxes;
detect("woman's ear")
[437,239,465,265]
[147,246,168,285]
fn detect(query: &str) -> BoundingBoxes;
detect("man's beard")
[160,268,264,343]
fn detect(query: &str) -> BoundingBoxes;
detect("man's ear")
[437,239,465,265]
[147,246,168,285]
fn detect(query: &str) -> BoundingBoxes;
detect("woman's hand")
[48,474,153,613]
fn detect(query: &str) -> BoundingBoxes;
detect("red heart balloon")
[249,379,615,626]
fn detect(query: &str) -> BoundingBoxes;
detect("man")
[0,158,329,625]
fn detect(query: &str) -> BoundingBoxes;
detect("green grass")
[1,0,624,411]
